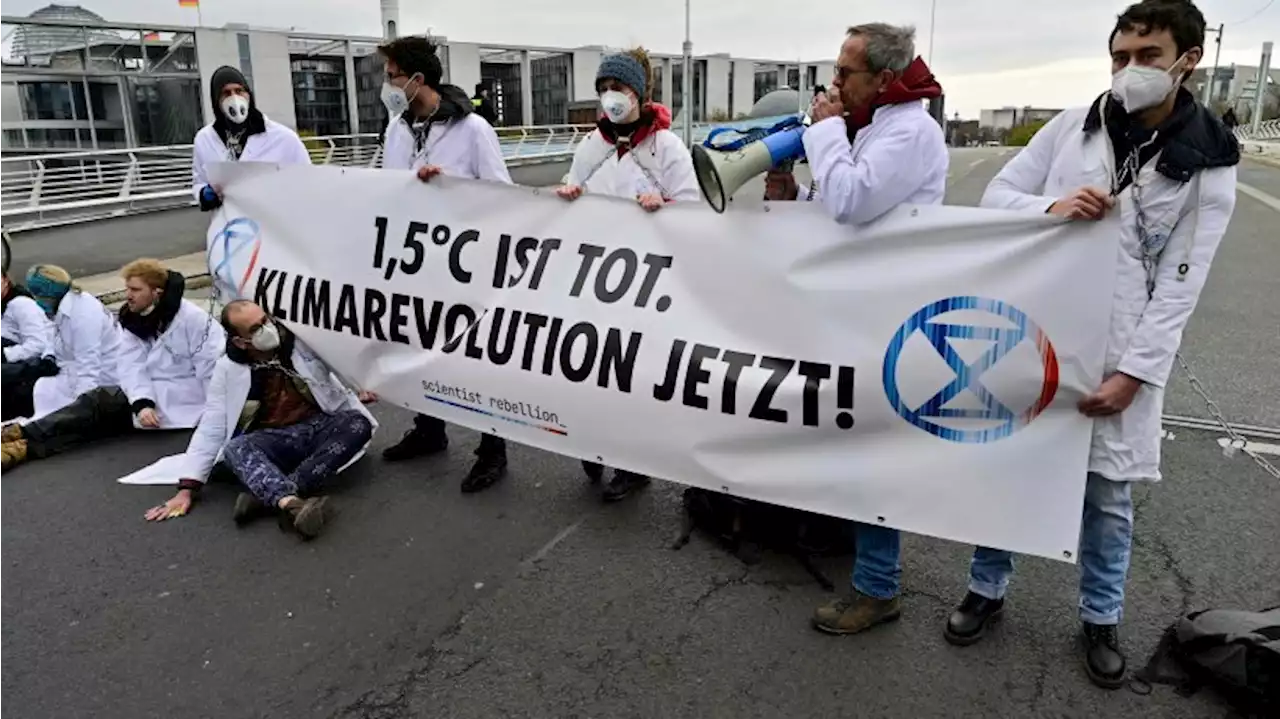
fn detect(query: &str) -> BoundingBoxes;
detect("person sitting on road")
[14,264,121,424]
[145,300,377,539]
[554,46,700,502]
[192,65,311,213]
[2,262,54,421]
[2,259,225,471]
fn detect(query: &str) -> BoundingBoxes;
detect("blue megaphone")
[691,115,808,213]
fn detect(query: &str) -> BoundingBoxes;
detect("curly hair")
[623,47,654,102]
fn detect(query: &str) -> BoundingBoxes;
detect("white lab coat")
[562,128,701,202]
[798,101,950,223]
[179,341,378,484]
[981,99,1237,482]
[190,115,311,199]
[383,113,512,184]
[116,300,226,430]
[1,294,53,363]
[29,290,121,421]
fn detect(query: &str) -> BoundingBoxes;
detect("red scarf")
[845,56,942,133]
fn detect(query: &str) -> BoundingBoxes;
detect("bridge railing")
[0,117,792,232]
[1235,119,1280,142]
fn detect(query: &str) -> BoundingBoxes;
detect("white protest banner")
[207,161,1116,561]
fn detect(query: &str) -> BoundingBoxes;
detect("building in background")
[1188,64,1279,122]
[1,4,835,152]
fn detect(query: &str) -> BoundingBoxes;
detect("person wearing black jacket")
[472,80,499,125]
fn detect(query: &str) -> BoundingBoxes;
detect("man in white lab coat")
[191,65,311,213]
[1,257,54,421]
[375,35,515,494]
[941,0,1238,689]
[764,24,949,637]
[2,259,224,471]
[144,300,376,536]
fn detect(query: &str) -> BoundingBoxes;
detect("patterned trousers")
[223,410,373,506]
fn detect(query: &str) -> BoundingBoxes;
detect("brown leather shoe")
[2,439,29,471]
[1,424,23,443]
[279,496,329,539]
[812,592,902,635]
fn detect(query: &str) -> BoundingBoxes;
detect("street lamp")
[1202,23,1223,106]
[683,0,693,147]
[928,0,937,65]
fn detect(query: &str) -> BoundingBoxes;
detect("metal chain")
[1175,352,1280,479]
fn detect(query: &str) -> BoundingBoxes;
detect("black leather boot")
[944,591,1004,646]
[1081,621,1126,689]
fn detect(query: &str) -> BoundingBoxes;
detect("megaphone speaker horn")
[692,120,807,213]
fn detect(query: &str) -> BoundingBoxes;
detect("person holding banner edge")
[554,47,700,501]
[376,36,516,493]
[191,66,311,212]
[767,24,950,637]
[943,0,1238,689]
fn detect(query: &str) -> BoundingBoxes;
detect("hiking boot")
[461,454,507,493]
[602,470,650,503]
[277,496,329,539]
[1081,621,1126,689]
[944,591,1005,646]
[2,439,29,471]
[2,424,23,443]
[232,492,268,526]
[812,592,902,635]
[381,427,448,462]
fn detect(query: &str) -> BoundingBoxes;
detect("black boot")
[582,460,604,483]
[461,434,507,493]
[944,591,1004,646]
[381,415,448,462]
[1081,622,1126,689]
[602,470,650,503]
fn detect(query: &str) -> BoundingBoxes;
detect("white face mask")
[221,94,251,125]
[381,75,420,117]
[1110,55,1186,113]
[600,90,635,124]
[250,322,281,352]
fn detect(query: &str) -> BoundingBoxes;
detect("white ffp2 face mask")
[1111,55,1186,113]
[600,90,635,124]
[381,82,409,116]
[250,322,281,352]
[221,94,251,125]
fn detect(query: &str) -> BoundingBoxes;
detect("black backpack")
[1133,606,1280,716]
[670,487,855,590]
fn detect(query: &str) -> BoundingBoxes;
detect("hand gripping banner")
[207,162,1117,561]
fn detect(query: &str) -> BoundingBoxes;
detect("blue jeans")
[968,473,1134,625]
[852,523,901,599]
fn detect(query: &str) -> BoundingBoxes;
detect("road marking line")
[1236,181,1280,213]
[519,518,584,573]
[969,158,986,169]
[1217,437,1280,456]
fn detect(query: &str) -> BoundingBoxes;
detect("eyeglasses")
[833,65,873,81]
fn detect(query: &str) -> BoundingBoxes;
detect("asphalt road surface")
[4,147,1279,719]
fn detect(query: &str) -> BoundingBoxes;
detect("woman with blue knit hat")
[10,265,121,426]
[556,48,698,502]
[556,48,700,213]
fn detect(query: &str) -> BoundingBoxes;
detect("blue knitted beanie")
[596,54,647,99]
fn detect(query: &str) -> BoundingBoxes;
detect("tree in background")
[1006,119,1049,147]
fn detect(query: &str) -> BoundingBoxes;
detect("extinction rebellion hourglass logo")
[207,217,262,301]
[882,296,1059,444]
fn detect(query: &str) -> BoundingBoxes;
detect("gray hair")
[847,23,916,74]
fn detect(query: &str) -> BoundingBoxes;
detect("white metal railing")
[1235,119,1280,142]
[0,116,793,231]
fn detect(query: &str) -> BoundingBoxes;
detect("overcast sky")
[4,0,1276,118]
